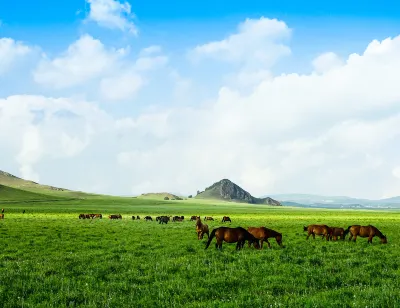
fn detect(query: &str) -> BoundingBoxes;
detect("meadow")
[0,197,399,307]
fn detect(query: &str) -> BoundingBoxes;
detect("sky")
[1,0,400,199]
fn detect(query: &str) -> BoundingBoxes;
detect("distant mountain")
[195,179,281,206]
[138,192,183,200]
[268,193,400,209]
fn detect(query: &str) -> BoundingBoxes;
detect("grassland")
[0,196,399,307]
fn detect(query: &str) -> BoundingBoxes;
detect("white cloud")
[2,19,400,199]
[33,34,128,89]
[312,52,343,74]
[100,72,144,101]
[190,17,291,70]
[86,0,137,34]
[393,167,400,179]
[0,38,31,74]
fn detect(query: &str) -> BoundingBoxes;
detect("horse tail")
[343,226,352,237]
[205,228,217,249]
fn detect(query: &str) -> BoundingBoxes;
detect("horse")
[304,224,330,241]
[79,214,86,219]
[329,227,345,241]
[247,227,283,249]
[132,216,136,220]
[344,225,387,244]
[109,214,122,219]
[204,216,214,221]
[136,215,140,220]
[144,216,153,221]
[0,214,4,219]
[190,216,199,221]
[159,216,169,224]
[205,227,260,250]
[195,217,209,240]
[221,216,231,223]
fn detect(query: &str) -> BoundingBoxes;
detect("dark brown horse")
[247,227,283,249]
[136,215,140,220]
[221,216,231,223]
[344,225,387,244]
[0,214,4,219]
[329,227,345,241]
[204,216,214,221]
[304,224,330,241]
[108,214,122,219]
[79,214,86,219]
[132,216,136,220]
[195,217,209,240]
[205,227,260,250]
[144,216,153,221]
[190,215,198,221]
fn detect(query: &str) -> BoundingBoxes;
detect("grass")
[0,197,399,307]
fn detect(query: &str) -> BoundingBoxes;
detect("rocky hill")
[195,179,281,206]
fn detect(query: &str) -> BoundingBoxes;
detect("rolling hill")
[0,170,96,199]
[195,179,281,206]
[138,192,183,200]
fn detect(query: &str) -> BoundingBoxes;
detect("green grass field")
[0,196,399,307]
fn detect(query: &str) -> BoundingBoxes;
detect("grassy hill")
[138,192,184,200]
[0,170,98,199]
[0,184,65,203]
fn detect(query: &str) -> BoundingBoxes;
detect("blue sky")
[1,0,400,198]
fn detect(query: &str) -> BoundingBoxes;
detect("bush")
[164,197,169,200]
[188,195,192,198]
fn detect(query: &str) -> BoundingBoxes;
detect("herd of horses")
[76,213,387,249]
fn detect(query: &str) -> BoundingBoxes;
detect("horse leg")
[368,236,373,244]
[348,234,353,241]
[312,233,315,240]
[265,239,271,249]
[353,235,357,242]
[306,232,311,240]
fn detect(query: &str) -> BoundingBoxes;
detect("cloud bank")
[1,16,400,199]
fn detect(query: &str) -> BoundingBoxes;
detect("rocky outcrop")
[196,179,281,206]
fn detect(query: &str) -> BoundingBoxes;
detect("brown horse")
[344,225,387,244]
[304,224,330,241]
[204,216,214,221]
[0,214,4,219]
[247,227,283,249]
[205,227,260,250]
[221,216,231,223]
[79,214,86,219]
[195,217,209,240]
[108,214,122,219]
[190,215,198,221]
[329,227,345,241]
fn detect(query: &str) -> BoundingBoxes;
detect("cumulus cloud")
[86,0,137,34]
[312,52,344,74]
[100,72,144,101]
[2,19,400,199]
[33,34,128,89]
[190,17,291,70]
[0,38,31,74]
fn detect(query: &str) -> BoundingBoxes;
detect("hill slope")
[0,170,95,198]
[0,184,65,203]
[195,179,281,206]
[138,192,183,200]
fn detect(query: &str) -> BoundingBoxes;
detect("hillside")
[195,179,281,206]
[0,184,63,203]
[138,192,183,200]
[0,170,95,198]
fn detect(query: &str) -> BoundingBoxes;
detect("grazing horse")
[79,214,86,219]
[1,208,4,213]
[136,215,140,220]
[173,216,184,222]
[195,217,209,240]
[344,225,387,244]
[144,216,153,221]
[0,214,4,219]
[205,227,260,250]
[204,216,214,221]
[304,224,331,241]
[159,216,169,224]
[190,215,198,221]
[108,214,122,219]
[221,216,231,223]
[247,227,283,249]
[329,227,345,241]
[132,216,136,220]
